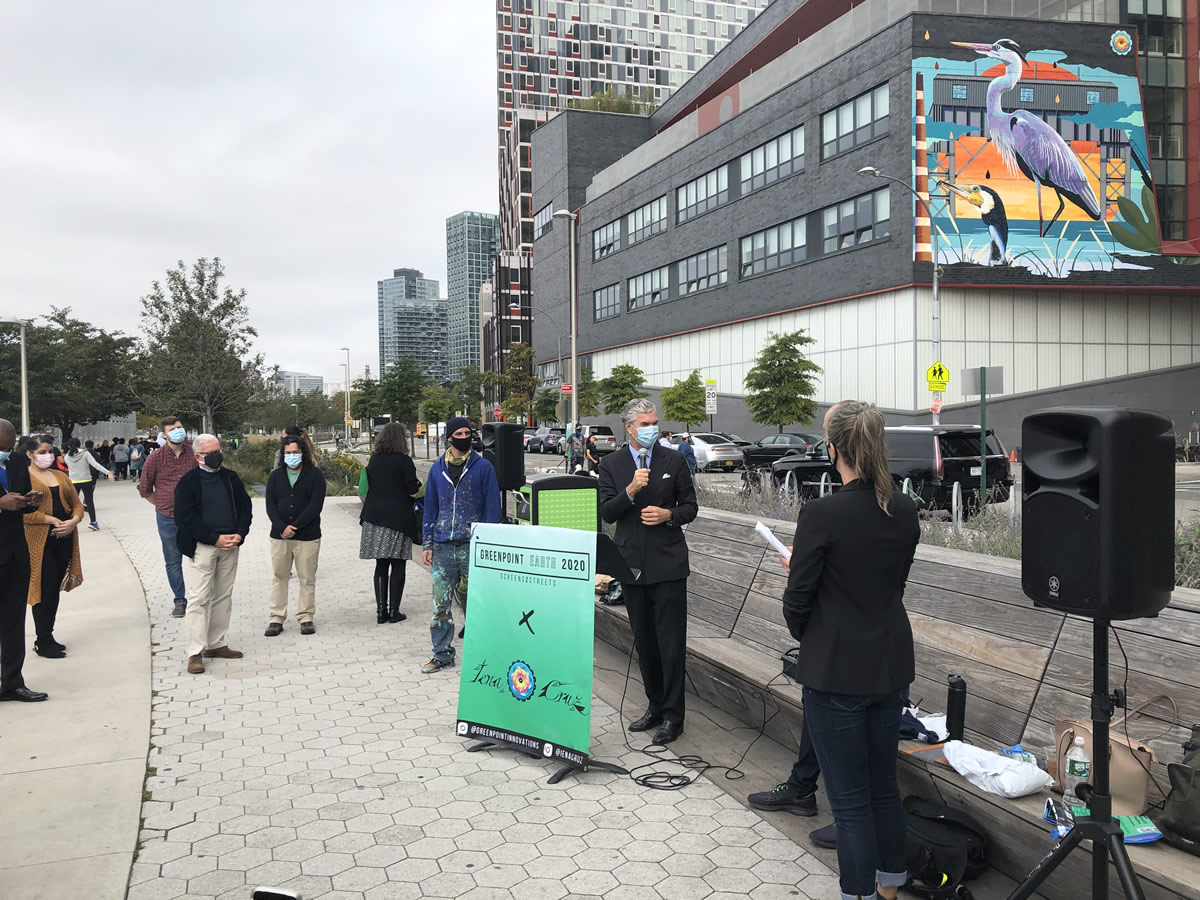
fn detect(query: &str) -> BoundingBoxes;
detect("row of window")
[593,219,620,259]
[820,85,890,160]
[533,204,553,239]
[740,126,804,194]
[627,196,667,244]
[676,164,729,223]
[594,187,891,321]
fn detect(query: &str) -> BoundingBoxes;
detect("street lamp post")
[858,166,941,425]
[0,318,31,435]
[339,346,351,447]
[552,209,579,430]
[511,302,564,424]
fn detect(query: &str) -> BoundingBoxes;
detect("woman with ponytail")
[781,401,919,900]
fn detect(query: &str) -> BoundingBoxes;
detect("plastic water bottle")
[1064,737,1091,803]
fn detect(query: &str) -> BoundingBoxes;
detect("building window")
[740,215,808,277]
[593,283,620,321]
[676,164,729,223]
[533,204,553,239]
[820,84,889,158]
[951,83,968,100]
[740,125,804,194]
[626,195,667,244]
[627,265,670,311]
[1085,89,1101,105]
[592,218,621,259]
[676,245,728,296]
[509,324,522,344]
[821,188,890,254]
[1019,87,1035,103]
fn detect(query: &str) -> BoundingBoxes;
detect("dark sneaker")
[748,783,818,816]
[87,522,100,532]
[300,621,315,636]
[264,623,283,637]
[421,657,454,674]
[810,823,837,849]
[171,600,187,618]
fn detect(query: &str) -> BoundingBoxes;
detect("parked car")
[580,424,618,456]
[522,428,537,450]
[530,426,565,454]
[742,432,824,468]
[714,432,752,448]
[765,425,1013,513]
[673,433,744,471]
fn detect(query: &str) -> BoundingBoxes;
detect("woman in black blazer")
[359,423,421,624]
[782,401,919,900]
[264,435,326,636]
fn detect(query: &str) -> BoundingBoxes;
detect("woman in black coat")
[264,435,326,636]
[359,423,421,624]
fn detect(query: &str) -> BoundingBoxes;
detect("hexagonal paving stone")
[707,844,763,870]
[583,827,634,850]
[612,859,669,886]
[562,868,620,895]
[331,865,387,891]
[185,868,248,896]
[575,847,625,872]
[421,871,478,898]
[521,854,579,881]
[244,825,297,849]
[656,874,717,900]
[161,854,218,881]
[710,824,762,847]
[511,877,568,900]
[299,851,356,876]
[662,853,717,878]
[383,855,441,883]
[472,863,528,889]
[126,876,187,900]
[705,866,764,894]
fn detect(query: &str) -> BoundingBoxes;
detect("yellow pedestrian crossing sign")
[926,360,949,393]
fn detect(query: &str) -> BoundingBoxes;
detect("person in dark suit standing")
[783,401,919,900]
[597,397,697,745]
[0,420,48,703]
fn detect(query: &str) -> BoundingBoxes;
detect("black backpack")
[904,796,989,900]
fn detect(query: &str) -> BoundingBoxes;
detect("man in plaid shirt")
[138,415,198,618]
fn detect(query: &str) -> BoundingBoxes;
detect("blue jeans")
[155,512,186,602]
[803,686,908,900]
[430,542,470,662]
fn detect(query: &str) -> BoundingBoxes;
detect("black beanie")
[446,416,472,438]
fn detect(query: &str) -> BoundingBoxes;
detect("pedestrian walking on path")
[23,434,85,660]
[0,420,48,703]
[128,438,146,482]
[111,438,131,480]
[173,434,251,675]
[265,435,325,637]
[420,416,501,674]
[359,423,422,625]
[138,416,198,618]
[64,437,114,531]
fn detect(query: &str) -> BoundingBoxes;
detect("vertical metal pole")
[1091,619,1112,898]
[556,334,563,424]
[979,366,987,515]
[931,213,941,426]
[569,214,578,431]
[19,323,30,436]
[344,349,351,448]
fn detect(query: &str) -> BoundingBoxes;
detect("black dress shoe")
[34,643,66,659]
[0,687,49,702]
[629,712,663,732]
[264,623,283,637]
[810,823,838,849]
[653,721,684,744]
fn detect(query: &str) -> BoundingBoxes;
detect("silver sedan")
[673,433,744,472]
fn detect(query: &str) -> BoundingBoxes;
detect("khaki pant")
[186,544,239,658]
[268,538,320,623]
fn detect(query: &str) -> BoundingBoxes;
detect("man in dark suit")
[597,398,697,744]
[0,420,48,703]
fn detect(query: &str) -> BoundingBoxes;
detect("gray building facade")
[377,268,448,383]
[446,211,499,374]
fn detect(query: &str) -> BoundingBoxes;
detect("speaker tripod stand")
[1008,617,1143,900]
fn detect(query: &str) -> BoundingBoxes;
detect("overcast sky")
[0,1,497,390]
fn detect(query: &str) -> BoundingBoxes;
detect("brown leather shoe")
[202,646,243,659]
[187,655,205,674]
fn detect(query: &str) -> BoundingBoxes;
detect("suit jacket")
[0,458,33,566]
[597,443,698,584]
[783,480,920,696]
[173,467,253,559]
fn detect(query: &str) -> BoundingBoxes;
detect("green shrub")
[317,450,361,497]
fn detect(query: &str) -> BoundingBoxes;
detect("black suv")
[765,425,1013,512]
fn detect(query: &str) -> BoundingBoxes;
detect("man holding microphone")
[597,398,697,745]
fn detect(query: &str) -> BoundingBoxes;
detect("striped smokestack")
[914,72,932,264]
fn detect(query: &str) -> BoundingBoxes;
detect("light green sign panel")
[455,523,596,766]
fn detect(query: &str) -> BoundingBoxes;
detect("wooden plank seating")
[593,506,1200,899]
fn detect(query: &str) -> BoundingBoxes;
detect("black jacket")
[783,480,920,696]
[360,452,421,541]
[597,443,698,584]
[265,464,326,541]
[0,459,34,566]
[173,466,253,559]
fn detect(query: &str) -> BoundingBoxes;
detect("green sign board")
[455,524,596,766]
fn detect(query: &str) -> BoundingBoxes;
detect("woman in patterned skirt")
[359,423,422,623]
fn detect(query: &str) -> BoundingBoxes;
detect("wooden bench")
[593,506,1200,900]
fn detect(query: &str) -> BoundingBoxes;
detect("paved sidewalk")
[98,477,837,900]
[0,489,151,900]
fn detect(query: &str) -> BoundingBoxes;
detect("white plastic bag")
[943,740,1054,799]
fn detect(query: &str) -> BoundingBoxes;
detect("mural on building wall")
[912,26,1188,279]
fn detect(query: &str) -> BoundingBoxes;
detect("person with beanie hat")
[418,418,500,673]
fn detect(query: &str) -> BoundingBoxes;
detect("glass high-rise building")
[446,211,499,374]
[377,268,449,383]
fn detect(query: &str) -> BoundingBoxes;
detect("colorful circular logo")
[508,661,535,701]
[1110,30,1132,55]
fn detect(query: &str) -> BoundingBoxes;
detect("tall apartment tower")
[377,268,449,384]
[446,211,499,374]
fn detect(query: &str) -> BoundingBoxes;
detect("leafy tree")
[743,330,823,432]
[377,356,426,428]
[450,366,487,420]
[138,258,264,434]
[567,87,656,114]
[485,343,539,423]
[420,384,453,428]
[0,307,138,442]
[350,377,384,421]
[597,364,648,415]
[577,366,600,418]
[659,370,707,430]
[533,387,561,425]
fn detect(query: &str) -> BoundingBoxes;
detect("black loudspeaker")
[1021,407,1174,620]
[482,422,526,492]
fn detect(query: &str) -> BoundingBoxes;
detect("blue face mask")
[0,450,10,463]
[168,427,186,444]
[635,425,660,449]
[284,453,303,469]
